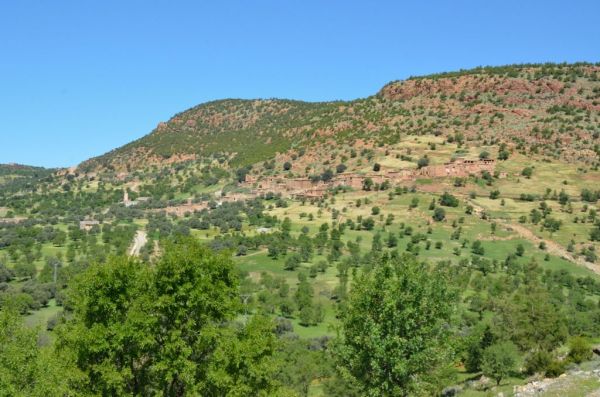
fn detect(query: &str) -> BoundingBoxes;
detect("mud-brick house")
[79,220,99,231]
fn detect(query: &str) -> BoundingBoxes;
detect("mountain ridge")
[78,62,600,173]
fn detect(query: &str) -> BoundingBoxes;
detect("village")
[243,158,499,200]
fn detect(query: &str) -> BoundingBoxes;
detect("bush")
[525,350,552,375]
[13,262,36,279]
[440,192,459,207]
[545,360,566,378]
[521,167,533,178]
[432,208,446,222]
[567,337,592,364]
[0,263,14,283]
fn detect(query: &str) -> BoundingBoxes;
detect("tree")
[409,197,419,209]
[471,240,485,255]
[0,305,79,396]
[464,324,494,372]
[204,315,287,396]
[493,283,567,352]
[498,151,509,160]
[516,244,525,257]
[284,254,301,271]
[373,163,381,172]
[336,163,347,174]
[432,207,446,222]
[58,237,282,396]
[417,156,430,169]
[481,342,519,386]
[283,162,292,171]
[333,254,456,396]
[558,190,569,205]
[439,192,459,207]
[521,167,533,178]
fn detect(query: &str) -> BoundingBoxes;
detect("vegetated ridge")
[79,62,600,172]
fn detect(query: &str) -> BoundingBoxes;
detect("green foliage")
[521,167,533,178]
[492,283,568,352]
[567,336,592,364]
[333,254,456,396]
[57,237,282,396]
[0,305,80,396]
[432,207,446,222]
[481,341,519,386]
[439,192,459,207]
[417,156,430,169]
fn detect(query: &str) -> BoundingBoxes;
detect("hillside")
[3,63,600,397]
[80,63,600,172]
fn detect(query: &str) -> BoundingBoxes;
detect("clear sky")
[1,0,599,168]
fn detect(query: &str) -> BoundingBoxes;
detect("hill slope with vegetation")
[2,63,600,396]
[80,63,600,172]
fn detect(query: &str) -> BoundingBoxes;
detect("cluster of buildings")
[243,158,498,199]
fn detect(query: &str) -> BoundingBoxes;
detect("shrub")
[432,208,446,222]
[567,337,592,364]
[439,192,459,207]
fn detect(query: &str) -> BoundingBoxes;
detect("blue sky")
[1,1,599,168]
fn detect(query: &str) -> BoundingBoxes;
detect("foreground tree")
[333,254,456,396]
[0,305,80,396]
[58,237,285,396]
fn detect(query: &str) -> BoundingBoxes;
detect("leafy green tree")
[439,192,459,207]
[464,324,494,372]
[336,163,347,174]
[284,254,301,271]
[521,167,533,178]
[333,254,456,396]
[493,284,567,352]
[471,240,485,255]
[417,156,430,169]
[481,342,519,386]
[516,244,525,257]
[409,197,419,209]
[58,237,281,396]
[204,315,288,396]
[0,305,80,396]
[432,207,446,222]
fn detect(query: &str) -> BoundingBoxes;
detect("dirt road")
[129,230,147,256]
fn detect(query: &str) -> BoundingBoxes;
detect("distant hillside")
[79,63,600,172]
[0,163,50,177]
[0,163,54,195]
